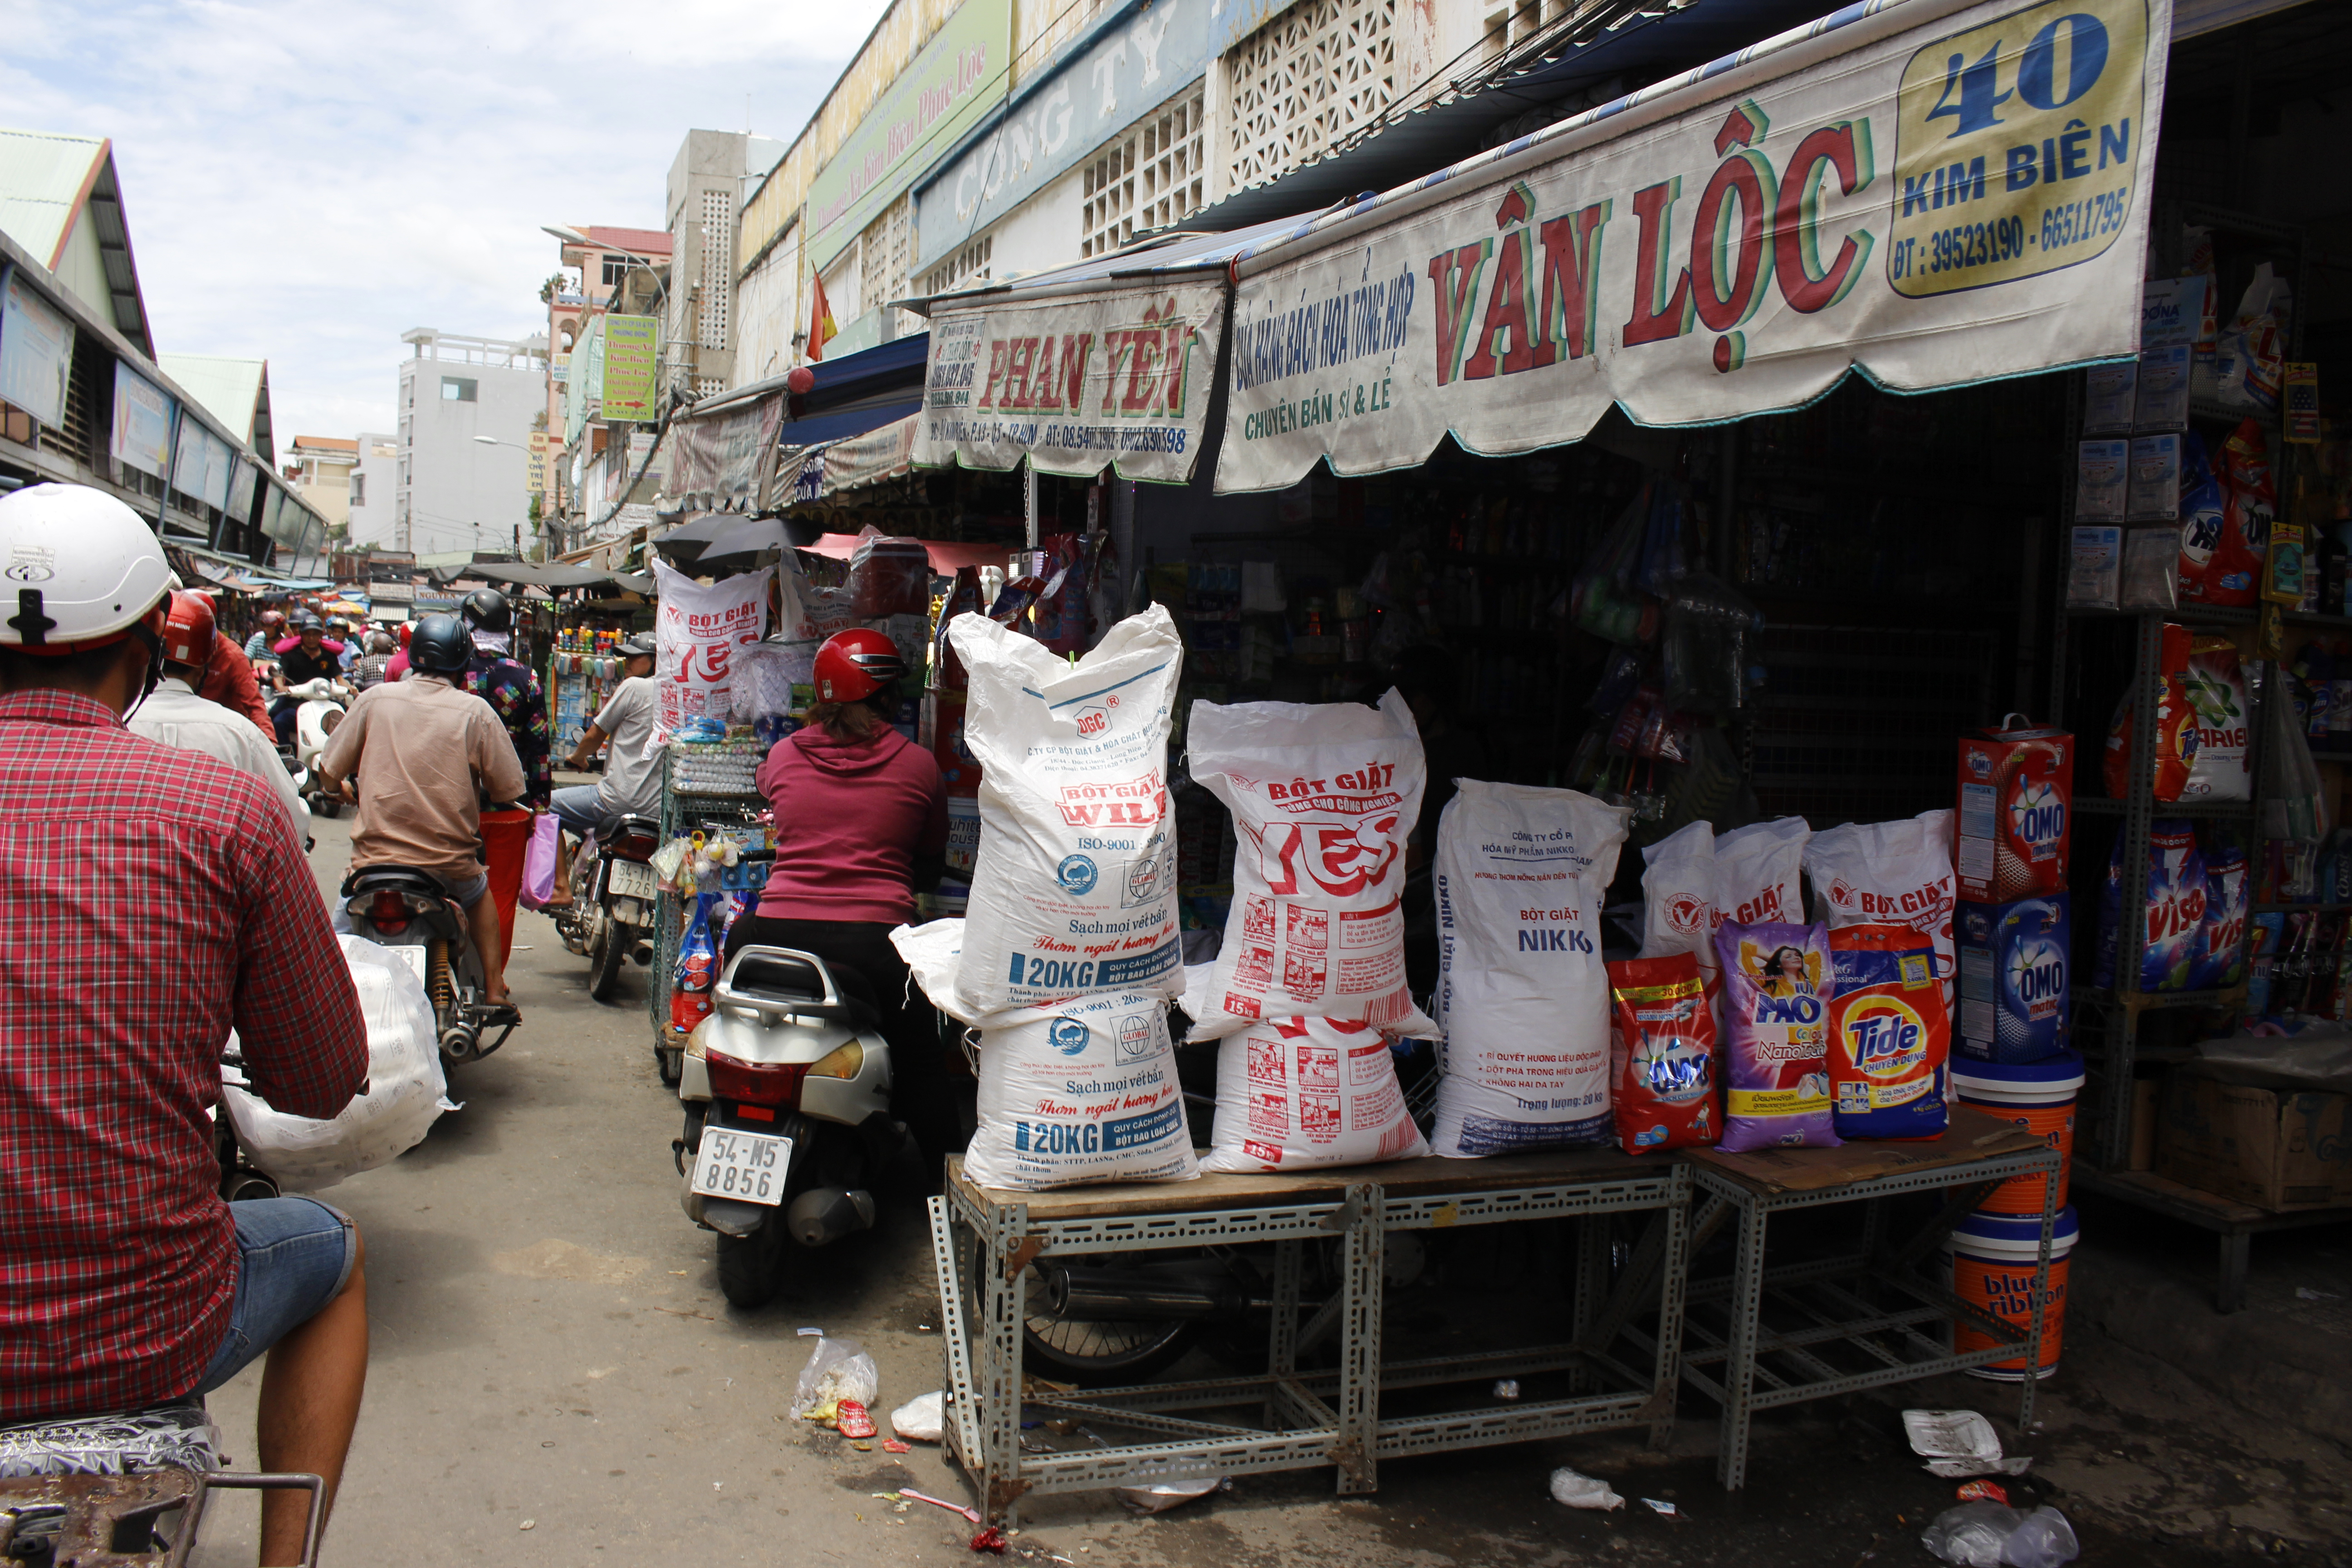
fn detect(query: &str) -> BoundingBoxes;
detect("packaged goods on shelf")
[2104,626,2200,802]
[2094,821,2207,994]
[1714,919,1838,1152]
[1826,922,1951,1140]
[2064,526,2122,609]
[1957,895,2072,1064]
[1605,954,1717,1156]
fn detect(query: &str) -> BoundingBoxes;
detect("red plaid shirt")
[0,691,367,1419]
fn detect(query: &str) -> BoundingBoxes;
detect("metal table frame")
[928,1153,1695,1525]
[1640,1122,2063,1490]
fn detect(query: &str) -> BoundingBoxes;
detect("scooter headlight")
[807,1040,864,1080]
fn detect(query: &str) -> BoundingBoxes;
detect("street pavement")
[186,808,2352,1566]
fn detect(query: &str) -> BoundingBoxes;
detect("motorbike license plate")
[608,859,658,901]
[690,1129,791,1205]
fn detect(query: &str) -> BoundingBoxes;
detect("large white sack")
[1715,816,1811,927]
[1429,782,1628,1157]
[1804,809,1956,998]
[892,917,972,1021]
[948,607,1185,1017]
[1640,817,1811,1026]
[1190,690,1434,1039]
[964,990,1198,1191]
[1201,1016,1428,1173]
[222,937,451,1191]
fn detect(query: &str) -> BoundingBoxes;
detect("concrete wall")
[347,432,398,549]
[395,344,543,555]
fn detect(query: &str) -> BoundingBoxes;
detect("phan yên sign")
[1216,0,2165,494]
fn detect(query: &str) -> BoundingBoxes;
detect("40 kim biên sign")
[1216,0,2163,493]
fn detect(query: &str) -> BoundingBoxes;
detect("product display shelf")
[2070,1165,2352,1313]
[930,1150,1693,1526]
[645,749,767,1083]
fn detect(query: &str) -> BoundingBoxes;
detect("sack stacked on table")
[1428,782,1631,1157]
[1186,691,1433,1173]
[889,608,1199,1192]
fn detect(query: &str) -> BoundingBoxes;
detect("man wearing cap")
[0,485,369,1567]
[545,632,658,906]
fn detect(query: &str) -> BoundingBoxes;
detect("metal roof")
[902,212,1317,314]
[158,354,270,454]
[0,127,153,356]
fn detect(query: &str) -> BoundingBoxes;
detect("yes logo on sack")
[1048,1017,1092,1057]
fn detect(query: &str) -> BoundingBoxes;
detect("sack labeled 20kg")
[948,607,1185,1018]
[964,990,1198,1191]
[1190,691,1432,1037]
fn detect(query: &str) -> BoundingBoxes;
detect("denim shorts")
[190,1197,358,1394]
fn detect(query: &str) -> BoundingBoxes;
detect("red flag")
[808,272,839,363]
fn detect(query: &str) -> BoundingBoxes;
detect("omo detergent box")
[1956,724,2073,904]
[1955,894,2071,1064]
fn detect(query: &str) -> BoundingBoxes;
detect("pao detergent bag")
[1190,691,1434,1038]
[1431,781,1630,1156]
[1714,920,1840,1151]
[948,606,1185,1019]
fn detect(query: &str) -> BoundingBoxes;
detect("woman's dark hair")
[806,684,896,744]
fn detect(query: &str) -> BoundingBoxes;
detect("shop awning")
[466,559,657,596]
[795,533,1010,572]
[1211,0,2171,492]
[667,391,783,514]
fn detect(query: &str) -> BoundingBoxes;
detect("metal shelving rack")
[646,749,766,1083]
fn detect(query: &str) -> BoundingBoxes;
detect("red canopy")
[797,534,1010,573]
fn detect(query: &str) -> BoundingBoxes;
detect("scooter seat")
[341,863,452,900]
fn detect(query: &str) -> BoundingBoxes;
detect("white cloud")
[0,0,890,446]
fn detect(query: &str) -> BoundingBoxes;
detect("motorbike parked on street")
[552,814,662,1001]
[675,946,921,1308]
[339,860,518,1071]
[274,676,349,820]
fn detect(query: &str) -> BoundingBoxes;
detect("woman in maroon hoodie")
[730,627,958,1168]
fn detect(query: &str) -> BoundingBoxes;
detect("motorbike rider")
[127,591,308,847]
[544,632,657,907]
[731,627,958,1168]
[350,627,398,691]
[315,612,528,1012]
[456,588,550,975]
[269,613,344,749]
[0,485,370,1568]
[243,607,285,661]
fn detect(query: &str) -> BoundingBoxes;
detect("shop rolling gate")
[928,1151,1693,1526]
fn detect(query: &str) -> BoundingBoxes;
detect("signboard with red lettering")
[1215,0,2165,493]
[912,279,1226,484]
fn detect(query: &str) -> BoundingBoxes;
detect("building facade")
[347,431,399,549]
[285,434,358,532]
[393,329,547,555]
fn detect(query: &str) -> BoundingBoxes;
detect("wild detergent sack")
[1804,810,1957,1003]
[948,607,1185,1019]
[1826,923,1950,1141]
[963,987,1198,1191]
[1430,782,1630,1157]
[1202,1016,1428,1173]
[1191,691,1433,1039]
[1714,920,1840,1152]
[1606,954,1718,1155]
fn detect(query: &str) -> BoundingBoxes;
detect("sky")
[0,0,893,453]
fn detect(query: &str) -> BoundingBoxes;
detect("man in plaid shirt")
[0,485,369,1566]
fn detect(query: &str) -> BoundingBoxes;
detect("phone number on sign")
[2041,187,2131,251]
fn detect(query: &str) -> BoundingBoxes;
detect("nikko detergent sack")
[1714,920,1840,1152]
[1201,1016,1428,1173]
[1429,781,1629,1157]
[1804,809,1957,1003]
[2093,819,2208,993]
[1826,923,1950,1140]
[948,606,1185,1019]
[964,989,1198,1191]
[1606,954,1718,1156]
[1191,691,1433,1038]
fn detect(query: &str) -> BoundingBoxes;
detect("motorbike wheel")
[314,797,341,819]
[715,1220,789,1309]
[1020,1264,1199,1386]
[587,912,627,1002]
[657,1045,683,1087]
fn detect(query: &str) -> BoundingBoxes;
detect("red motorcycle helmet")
[257,609,286,632]
[397,622,413,647]
[161,591,216,668]
[813,627,906,703]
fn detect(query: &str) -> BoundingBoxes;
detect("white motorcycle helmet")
[0,484,172,651]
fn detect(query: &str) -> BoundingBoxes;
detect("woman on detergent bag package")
[733,627,962,1165]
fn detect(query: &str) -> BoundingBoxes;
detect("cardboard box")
[1954,894,2071,1063]
[2156,1075,2352,1211]
[1956,725,2072,903]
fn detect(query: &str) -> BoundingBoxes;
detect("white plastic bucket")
[1948,1206,2079,1382]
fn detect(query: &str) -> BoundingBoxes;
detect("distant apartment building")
[347,431,398,548]
[663,130,786,393]
[394,329,547,555]
[285,435,358,531]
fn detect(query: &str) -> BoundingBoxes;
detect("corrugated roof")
[157,354,266,445]
[0,127,105,267]
[582,225,672,256]
[289,435,358,452]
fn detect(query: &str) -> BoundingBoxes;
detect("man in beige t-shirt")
[317,614,527,1008]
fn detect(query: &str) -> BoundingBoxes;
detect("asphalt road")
[184,808,2351,1566]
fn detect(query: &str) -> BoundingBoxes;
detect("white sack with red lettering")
[1189,691,1436,1040]
[1803,809,1956,1001]
[651,559,771,747]
[1202,1016,1428,1173]
[1429,782,1628,1157]
[1640,816,1811,1026]
[947,606,1185,1018]
[1715,816,1812,928]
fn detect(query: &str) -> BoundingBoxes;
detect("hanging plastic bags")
[518,812,561,911]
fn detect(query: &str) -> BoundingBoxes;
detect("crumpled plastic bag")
[1548,1466,1625,1510]
[1116,1475,1225,1514]
[889,1390,946,1443]
[1921,1502,2079,1567]
[789,1335,879,1421]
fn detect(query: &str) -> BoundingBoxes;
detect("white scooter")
[277,677,349,819]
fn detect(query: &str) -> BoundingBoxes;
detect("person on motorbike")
[128,591,308,847]
[316,613,528,1011]
[0,485,370,1568]
[268,614,344,749]
[350,628,397,692]
[544,632,657,907]
[456,588,550,974]
[730,627,959,1167]
[243,608,285,661]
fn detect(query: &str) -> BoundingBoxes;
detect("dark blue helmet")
[409,613,472,675]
